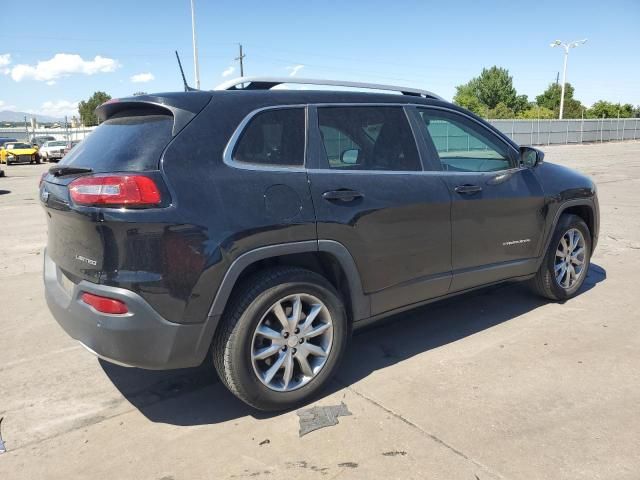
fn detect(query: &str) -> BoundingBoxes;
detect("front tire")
[530,214,591,300]
[213,267,349,411]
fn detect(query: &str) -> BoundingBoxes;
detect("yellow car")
[0,142,40,164]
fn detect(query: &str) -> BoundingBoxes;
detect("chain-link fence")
[2,118,639,150]
[0,126,95,143]
[488,118,640,146]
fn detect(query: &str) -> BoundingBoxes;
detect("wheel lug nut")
[294,328,300,334]
[282,346,287,351]
[292,348,297,354]
[283,332,289,338]
[299,338,305,343]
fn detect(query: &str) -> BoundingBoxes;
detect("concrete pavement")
[1,141,639,479]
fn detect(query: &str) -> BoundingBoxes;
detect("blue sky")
[1,0,638,119]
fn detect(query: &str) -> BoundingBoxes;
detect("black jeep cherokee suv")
[41,78,599,410]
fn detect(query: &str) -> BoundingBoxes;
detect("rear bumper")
[43,250,219,370]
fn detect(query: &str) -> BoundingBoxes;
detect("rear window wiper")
[49,166,93,177]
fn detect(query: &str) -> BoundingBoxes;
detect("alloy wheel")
[250,293,333,392]
[554,228,586,289]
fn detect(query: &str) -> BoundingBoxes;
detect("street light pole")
[550,39,587,120]
[559,46,569,120]
[190,0,201,89]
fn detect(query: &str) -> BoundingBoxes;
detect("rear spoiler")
[95,92,213,136]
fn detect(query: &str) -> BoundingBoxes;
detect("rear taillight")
[69,174,161,207]
[81,292,128,314]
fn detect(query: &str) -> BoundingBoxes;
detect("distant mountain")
[0,110,63,123]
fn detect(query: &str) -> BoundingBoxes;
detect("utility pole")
[555,72,559,86]
[235,44,246,77]
[550,39,587,119]
[190,0,201,89]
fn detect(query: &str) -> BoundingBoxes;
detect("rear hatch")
[41,92,212,283]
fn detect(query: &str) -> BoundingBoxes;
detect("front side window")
[417,109,513,172]
[317,106,421,171]
[233,108,305,166]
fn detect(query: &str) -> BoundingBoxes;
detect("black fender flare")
[206,239,370,322]
[538,198,598,267]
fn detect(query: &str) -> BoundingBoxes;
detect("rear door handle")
[454,184,483,195]
[322,189,364,202]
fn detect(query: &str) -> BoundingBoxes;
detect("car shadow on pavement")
[100,263,606,426]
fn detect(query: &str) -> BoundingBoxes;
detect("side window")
[417,109,513,172]
[233,108,305,166]
[319,125,361,166]
[317,106,421,171]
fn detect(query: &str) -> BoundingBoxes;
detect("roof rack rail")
[214,77,444,100]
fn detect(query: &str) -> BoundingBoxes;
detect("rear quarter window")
[61,110,173,172]
[232,108,305,167]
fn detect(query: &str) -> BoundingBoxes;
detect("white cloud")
[0,54,11,75]
[0,100,17,111]
[130,72,154,83]
[9,53,120,82]
[286,64,304,77]
[222,66,235,77]
[38,100,79,118]
[46,80,56,86]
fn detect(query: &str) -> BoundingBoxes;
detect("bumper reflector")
[81,292,128,314]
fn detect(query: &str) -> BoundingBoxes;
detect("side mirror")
[340,148,361,165]
[520,146,544,168]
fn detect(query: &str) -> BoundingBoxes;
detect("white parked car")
[39,141,69,162]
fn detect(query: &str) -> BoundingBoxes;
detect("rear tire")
[530,214,591,301]
[213,266,349,411]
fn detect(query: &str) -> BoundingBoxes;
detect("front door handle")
[322,189,364,202]
[454,184,483,195]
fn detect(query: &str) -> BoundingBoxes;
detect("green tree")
[513,94,530,114]
[535,83,585,118]
[453,66,527,116]
[487,102,515,119]
[560,99,585,119]
[536,83,572,110]
[517,106,556,119]
[588,101,635,118]
[453,81,487,117]
[78,91,111,126]
[620,104,634,117]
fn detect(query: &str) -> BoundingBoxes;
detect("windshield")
[7,143,31,149]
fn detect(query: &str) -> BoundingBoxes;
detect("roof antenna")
[175,50,196,91]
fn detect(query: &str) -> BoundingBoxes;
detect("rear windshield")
[60,110,173,172]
